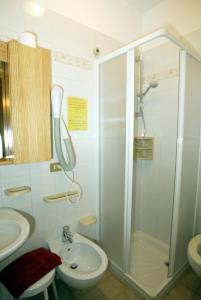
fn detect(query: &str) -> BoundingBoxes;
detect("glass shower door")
[99,54,127,269]
[130,40,180,296]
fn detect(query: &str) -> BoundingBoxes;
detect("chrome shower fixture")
[149,80,158,88]
[135,54,143,62]
[136,80,159,137]
[137,80,159,99]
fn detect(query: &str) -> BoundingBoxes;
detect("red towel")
[0,247,61,298]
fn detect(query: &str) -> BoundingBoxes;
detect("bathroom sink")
[0,208,30,261]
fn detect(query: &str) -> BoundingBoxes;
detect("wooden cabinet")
[8,40,52,164]
[0,41,8,62]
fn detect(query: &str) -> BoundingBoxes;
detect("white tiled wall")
[0,64,97,246]
[0,3,121,298]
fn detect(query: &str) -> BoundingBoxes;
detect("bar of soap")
[79,216,97,225]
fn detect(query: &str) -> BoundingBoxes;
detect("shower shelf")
[134,137,153,160]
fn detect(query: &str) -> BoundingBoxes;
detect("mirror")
[0,60,13,160]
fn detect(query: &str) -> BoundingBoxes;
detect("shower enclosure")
[96,29,201,299]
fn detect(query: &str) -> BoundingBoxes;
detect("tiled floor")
[29,267,201,300]
[71,268,201,300]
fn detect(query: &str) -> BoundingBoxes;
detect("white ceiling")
[126,0,165,12]
[35,0,143,43]
[34,0,166,42]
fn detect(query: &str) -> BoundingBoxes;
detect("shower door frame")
[96,27,201,278]
[123,48,135,271]
[167,49,186,276]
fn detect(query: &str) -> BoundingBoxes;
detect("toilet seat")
[188,233,201,277]
[188,234,201,265]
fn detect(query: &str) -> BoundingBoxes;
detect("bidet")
[48,232,108,289]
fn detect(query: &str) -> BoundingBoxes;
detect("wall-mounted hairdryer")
[51,85,76,172]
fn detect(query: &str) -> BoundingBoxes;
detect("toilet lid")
[188,234,201,266]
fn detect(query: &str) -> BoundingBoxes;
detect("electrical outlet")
[50,162,62,172]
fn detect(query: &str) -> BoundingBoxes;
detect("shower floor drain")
[70,263,78,270]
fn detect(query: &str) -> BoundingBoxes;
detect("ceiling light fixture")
[26,2,45,17]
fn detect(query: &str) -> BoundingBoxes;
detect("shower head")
[150,81,158,88]
[142,80,159,97]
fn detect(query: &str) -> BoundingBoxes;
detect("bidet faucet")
[62,225,73,243]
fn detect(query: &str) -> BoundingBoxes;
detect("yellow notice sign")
[67,96,88,130]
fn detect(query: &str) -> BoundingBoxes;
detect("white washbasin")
[0,208,30,261]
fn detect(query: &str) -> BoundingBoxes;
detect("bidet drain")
[70,263,78,270]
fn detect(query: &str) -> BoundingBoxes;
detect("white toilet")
[188,233,201,277]
[48,232,108,289]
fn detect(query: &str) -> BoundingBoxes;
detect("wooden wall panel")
[8,40,52,163]
[0,41,7,62]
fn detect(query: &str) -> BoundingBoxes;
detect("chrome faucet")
[62,225,73,243]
